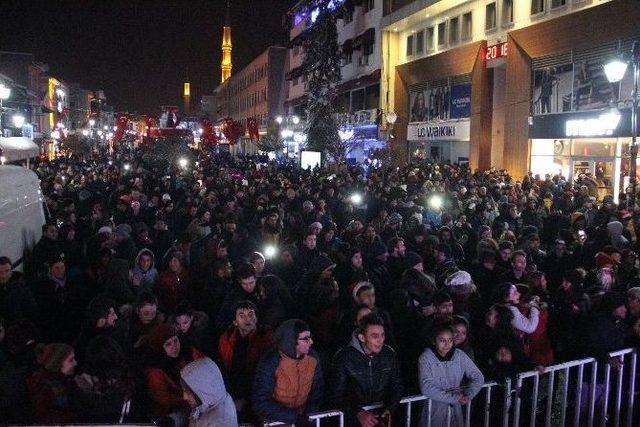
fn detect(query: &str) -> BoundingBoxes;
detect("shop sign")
[565,111,621,137]
[529,108,632,139]
[407,120,470,142]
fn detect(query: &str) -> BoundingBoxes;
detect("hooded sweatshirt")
[130,248,159,295]
[180,358,238,427]
[252,319,323,424]
[607,221,630,250]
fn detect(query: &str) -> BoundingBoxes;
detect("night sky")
[0,0,298,114]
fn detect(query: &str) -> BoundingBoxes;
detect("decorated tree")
[303,0,342,162]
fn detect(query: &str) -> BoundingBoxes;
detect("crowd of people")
[1,147,639,426]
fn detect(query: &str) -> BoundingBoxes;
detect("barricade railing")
[602,348,637,427]
[258,348,639,427]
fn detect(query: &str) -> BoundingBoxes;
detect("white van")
[0,165,46,270]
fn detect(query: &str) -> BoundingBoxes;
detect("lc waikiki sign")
[407,120,470,142]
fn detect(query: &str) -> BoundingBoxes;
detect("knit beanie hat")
[404,251,423,270]
[36,343,73,373]
[369,240,387,259]
[147,324,177,353]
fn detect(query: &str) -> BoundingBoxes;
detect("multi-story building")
[0,51,47,138]
[285,0,387,160]
[382,0,638,199]
[212,46,288,152]
[68,83,92,131]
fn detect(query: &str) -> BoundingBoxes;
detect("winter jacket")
[418,348,484,427]
[130,248,159,296]
[157,268,191,314]
[27,370,77,424]
[508,304,539,334]
[144,347,204,418]
[180,357,238,427]
[520,306,554,366]
[218,325,273,399]
[0,272,39,323]
[331,334,403,420]
[252,320,323,425]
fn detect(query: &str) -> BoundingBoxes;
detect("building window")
[415,30,424,54]
[462,12,472,40]
[437,22,447,47]
[531,0,545,15]
[293,77,298,86]
[364,0,375,13]
[343,51,353,65]
[426,26,435,51]
[363,41,374,56]
[449,17,459,45]
[486,2,497,30]
[502,0,514,24]
[551,0,566,7]
[406,34,414,56]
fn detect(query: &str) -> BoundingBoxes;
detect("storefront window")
[571,138,616,157]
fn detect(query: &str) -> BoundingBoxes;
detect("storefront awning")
[0,137,39,162]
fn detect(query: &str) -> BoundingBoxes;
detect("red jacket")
[520,305,555,366]
[144,347,204,418]
[157,269,191,313]
[218,326,273,374]
[27,370,77,424]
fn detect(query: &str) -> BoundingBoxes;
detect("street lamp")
[605,40,640,209]
[89,119,96,127]
[0,84,11,134]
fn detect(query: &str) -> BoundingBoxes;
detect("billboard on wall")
[532,64,574,115]
[532,57,634,115]
[450,85,471,119]
[573,58,633,111]
[409,84,471,123]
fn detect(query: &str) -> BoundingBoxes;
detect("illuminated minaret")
[220,0,232,83]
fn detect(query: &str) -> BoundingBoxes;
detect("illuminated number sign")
[485,42,508,67]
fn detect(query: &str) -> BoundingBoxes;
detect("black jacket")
[0,272,39,324]
[331,335,403,419]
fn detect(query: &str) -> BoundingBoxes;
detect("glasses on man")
[298,335,313,342]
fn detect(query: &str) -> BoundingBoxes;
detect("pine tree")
[303,1,342,163]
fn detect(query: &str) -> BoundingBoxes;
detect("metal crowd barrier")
[257,348,640,427]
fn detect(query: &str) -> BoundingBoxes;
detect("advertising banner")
[409,86,451,123]
[449,84,471,119]
[532,64,574,115]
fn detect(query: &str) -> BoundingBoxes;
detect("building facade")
[212,46,288,152]
[285,0,388,161]
[381,0,637,190]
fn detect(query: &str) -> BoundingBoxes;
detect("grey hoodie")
[180,357,238,427]
[607,221,629,249]
[130,248,159,295]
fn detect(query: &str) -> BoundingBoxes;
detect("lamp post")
[0,84,11,135]
[605,40,639,209]
[386,111,397,165]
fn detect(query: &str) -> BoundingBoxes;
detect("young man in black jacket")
[331,313,403,427]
